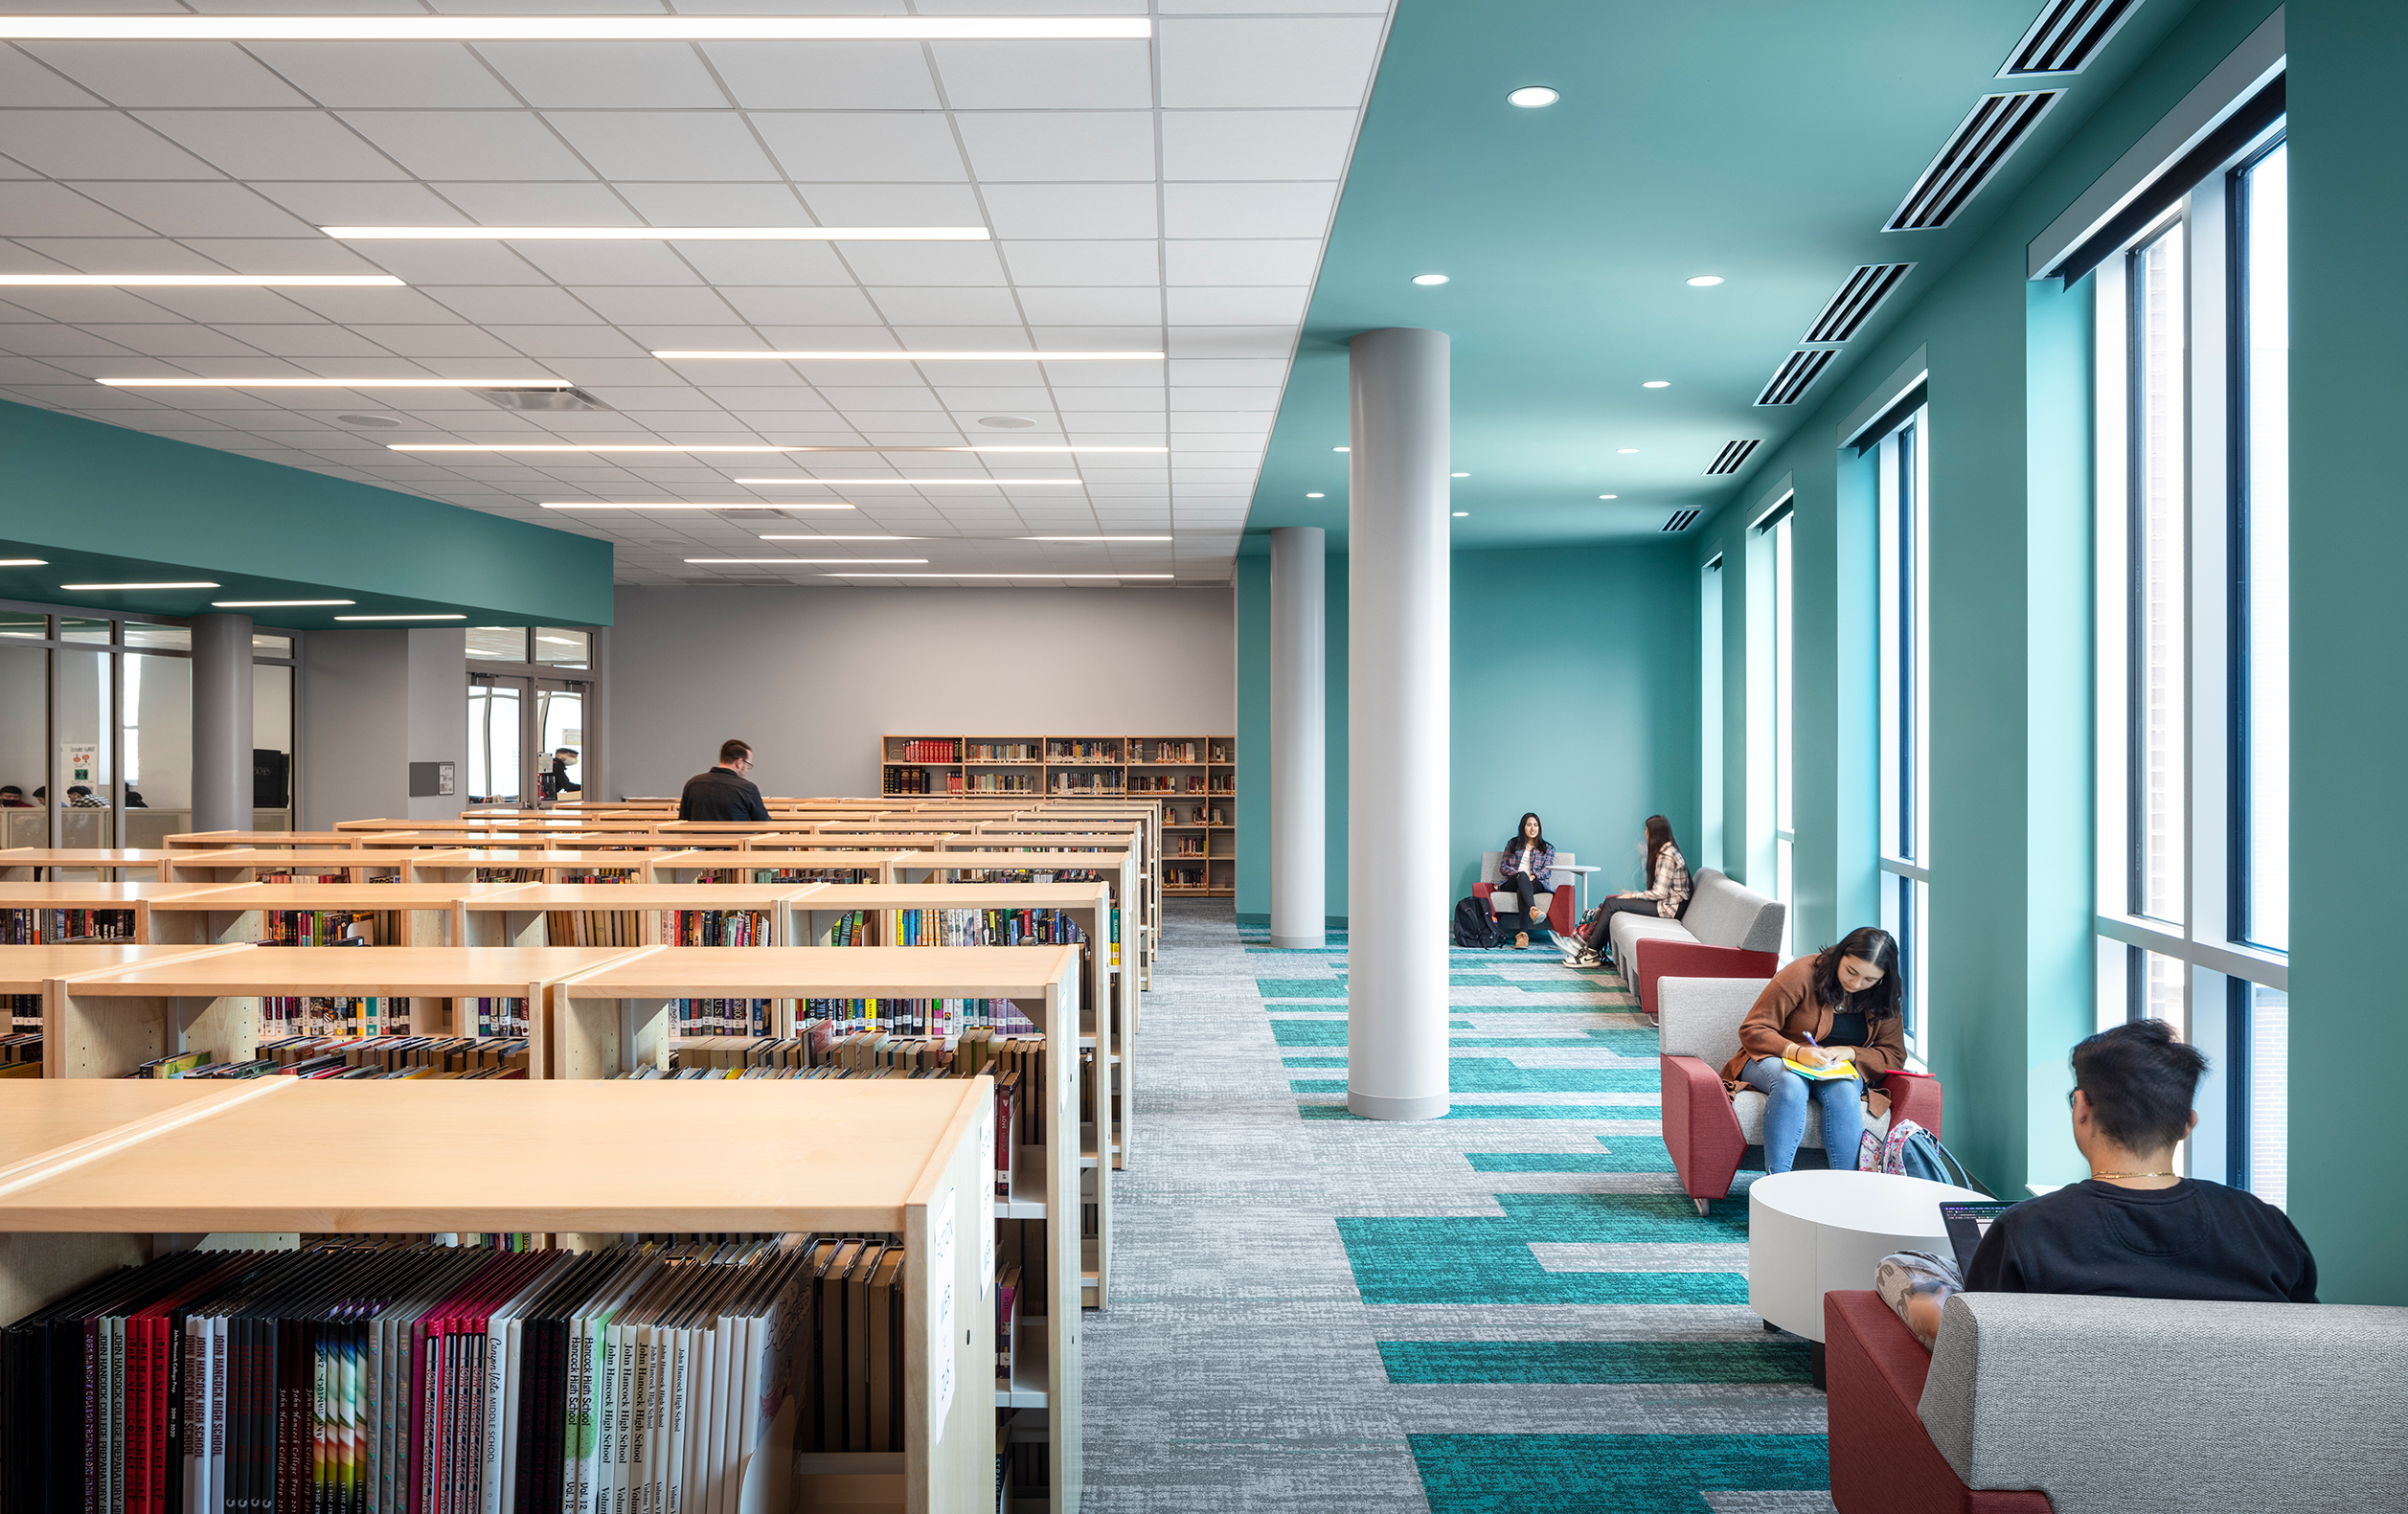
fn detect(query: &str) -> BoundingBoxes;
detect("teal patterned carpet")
[1079,902,1832,1513]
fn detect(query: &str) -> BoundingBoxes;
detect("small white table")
[1747,1168,1987,1386]
[1552,863,1600,919]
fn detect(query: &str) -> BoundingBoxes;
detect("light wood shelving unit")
[140,878,533,948]
[0,1074,998,1513]
[0,879,248,944]
[0,847,184,880]
[452,880,830,949]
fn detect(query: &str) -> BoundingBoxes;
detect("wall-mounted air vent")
[1885,91,2062,232]
[478,385,614,413]
[1755,350,1837,407]
[2000,0,2145,77]
[1661,509,1701,533]
[1801,263,1916,345]
[1705,440,1761,476]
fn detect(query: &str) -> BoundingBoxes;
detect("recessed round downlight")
[1411,273,1449,286]
[1507,86,1560,108]
[1686,275,1725,287]
[978,415,1036,428]
[1306,492,1325,499]
[1642,380,1670,389]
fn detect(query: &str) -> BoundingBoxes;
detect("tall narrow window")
[1771,511,1795,956]
[1877,408,1931,1054]
[1701,557,1724,871]
[2095,107,2287,1195]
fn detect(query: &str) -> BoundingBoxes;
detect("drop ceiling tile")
[476,42,732,109]
[427,287,605,326]
[819,386,941,411]
[132,110,406,181]
[794,184,986,227]
[1157,18,1384,108]
[1162,181,1336,239]
[670,239,854,285]
[620,411,756,432]
[955,112,1155,182]
[73,183,317,238]
[607,183,804,229]
[699,41,942,110]
[207,325,394,358]
[702,388,834,410]
[434,183,636,227]
[74,323,263,357]
[865,287,1023,326]
[349,325,520,357]
[981,183,1157,240]
[249,180,470,230]
[488,326,644,357]
[1028,326,1159,350]
[717,286,883,325]
[998,239,1159,287]
[748,113,967,183]
[0,287,175,323]
[579,386,716,411]
[23,41,315,108]
[511,240,700,285]
[271,285,466,324]
[0,185,152,237]
[1037,358,1165,388]
[1168,356,1295,386]
[244,41,522,109]
[1164,237,1323,285]
[172,237,402,276]
[0,47,103,106]
[125,287,317,325]
[1166,285,1308,325]
[928,41,1154,110]
[338,112,593,181]
[1170,384,1284,410]
[1049,387,1166,411]
[838,242,1007,287]
[1015,286,1163,325]
[1160,109,1359,180]
[933,386,1055,408]
[573,288,741,327]
[0,112,219,180]
[545,112,780,182]
[1056,412,1168,433]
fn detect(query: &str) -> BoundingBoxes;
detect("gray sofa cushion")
[1920,1292,2408,1513]
[1678,868,1783,951]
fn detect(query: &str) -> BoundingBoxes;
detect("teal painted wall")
[2287,0,2408,1304]
[1690,0,2276,1209]
[1237,542,1697,925]
[0,398,614,625]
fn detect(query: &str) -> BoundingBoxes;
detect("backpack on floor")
[1452,894,1499,949]
[1858,1117,1975,1189]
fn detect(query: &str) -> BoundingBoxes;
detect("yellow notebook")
[1781,1056,1859,1081]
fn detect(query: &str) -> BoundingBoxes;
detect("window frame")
[1875,407,1931,1056]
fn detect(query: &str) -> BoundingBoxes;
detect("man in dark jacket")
[678,738,769,822]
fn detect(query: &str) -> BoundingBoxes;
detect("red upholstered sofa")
[1656,974,1942,1212]
[1824,1291,2053,1513]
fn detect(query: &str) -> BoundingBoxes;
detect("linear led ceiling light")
[213,599,354,607]
[327,226,987,241]
[0,17,1151,40]
[334,613,466,621]
[107,376,568,389]
[396,443,798,453]
[3,274,403,287]
[60,580,219,590]
[1022,535,1172,542]
[687,557,927,565]
[827,573,1173,579]
[538,502,855,510]
[0,558,48,567]
[760,534,920,541]
[734,477,1084,486]
[653,349,1160,360]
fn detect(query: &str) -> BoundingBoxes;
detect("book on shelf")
[7,992,38,1031]
[257,908,381,946]
[668,908,770,947]
[2,907,136,943]
[965,740,1039,763]
[1043,739,1120,762]
[897,738,959,762]
[1140,740,1200,764]
[261,993,406,1037]
[0,1235,839,1514]
[0,1029,39,1077]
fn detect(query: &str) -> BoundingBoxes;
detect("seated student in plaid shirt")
[1496,812,1556,950]
[1561,814,1691,966]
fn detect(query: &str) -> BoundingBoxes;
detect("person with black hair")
[0,786,28,808]
[1495,811,1556,950]
[1876,1018,2316,1348]
[1560,814,1691,966]
[1719,926,1908,1173]
[678,738,769,823]
[540,746,581,801]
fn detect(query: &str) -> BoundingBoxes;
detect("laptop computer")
[1940,1201,2019,1274]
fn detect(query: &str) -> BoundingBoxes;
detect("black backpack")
[1452,894,1500,949]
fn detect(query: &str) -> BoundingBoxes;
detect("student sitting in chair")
[1496,812,1555,950]
[1718,927,1907,1174]
[1876,1018,2317,1349]
[1559,814,1691,968]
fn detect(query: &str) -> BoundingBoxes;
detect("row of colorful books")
[895,738,959,762]
[0,907,135,943]
[256,908,380,946]
[129,1035,533,1080]
[0,1029,38,1077]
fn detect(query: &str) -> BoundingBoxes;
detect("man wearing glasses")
[678,738,770,822]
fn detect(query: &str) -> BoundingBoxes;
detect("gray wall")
[608,586,1237,799]
[300,627,468,827]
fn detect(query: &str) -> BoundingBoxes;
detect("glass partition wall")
[0,604,300,847]
[466,626,597,807]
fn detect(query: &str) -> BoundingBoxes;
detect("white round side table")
[1747,1168,1988,1386]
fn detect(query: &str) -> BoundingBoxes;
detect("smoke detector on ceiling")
[978,416,1037,429]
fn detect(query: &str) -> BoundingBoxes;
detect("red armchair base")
[1824,1291,2054,1514]
[1472,880,1575,935]
[1662,1063,1945,1211]
[1626,938,1777,1021]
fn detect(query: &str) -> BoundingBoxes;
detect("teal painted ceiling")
[1245,0,2195,550]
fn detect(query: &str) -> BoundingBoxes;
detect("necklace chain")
[2091,1171,2178,1180]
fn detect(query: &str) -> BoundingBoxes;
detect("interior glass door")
[468,675,527,806]
[535,680,589,803]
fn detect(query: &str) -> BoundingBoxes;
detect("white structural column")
[1269,525,1328,949]
[189,612,254,834]
[1346,327,1451,1121]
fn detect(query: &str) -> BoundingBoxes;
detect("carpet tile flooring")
[1079,902,1832,1512]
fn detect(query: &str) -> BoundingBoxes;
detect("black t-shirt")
[1826,1010,1868,1047]
[677,767,768,823]
[1965,1178,2317,1302]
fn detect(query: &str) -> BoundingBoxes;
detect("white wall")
[608,586,1237,798]
[0,644,45,798]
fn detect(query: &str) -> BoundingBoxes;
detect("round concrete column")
[1346,327,1450,1121]
[1269,525,1327,950]
[190,613,254,833]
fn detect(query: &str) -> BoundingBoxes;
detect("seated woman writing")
[1495,812,1555,950]
[1877,1018,2316,1348]
[1718,926,1906,1174]
[1560,814,1690,967]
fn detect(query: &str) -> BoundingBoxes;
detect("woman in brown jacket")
[1718,926,1908,1174]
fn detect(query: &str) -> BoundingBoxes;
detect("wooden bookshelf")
[453,881,829,949]
[0,879,250,944]
[557,944,1084,1514]
[45,942,647,1077]
[649,847,928,886]
[0,1075,996,1513]
[0,847,183,881]
[140,879,534,949]
[158,847,414,884]
[399,847,654,883]
[163,829,365,849]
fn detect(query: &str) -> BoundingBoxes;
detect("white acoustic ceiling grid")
[0,3,1395,588]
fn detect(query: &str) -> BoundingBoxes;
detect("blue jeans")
[1739,1055,1866,1174]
